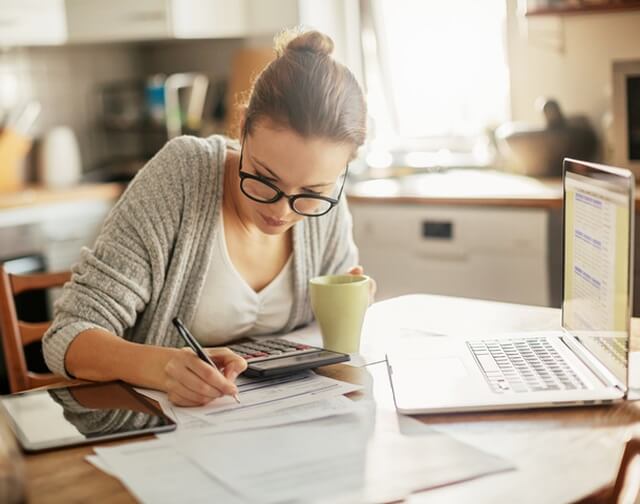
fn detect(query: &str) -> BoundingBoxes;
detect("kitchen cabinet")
[0,199,113,271]
[245,0,299,36]
[171,0,246,39]
[65,0,299,43]
[350,202,550,306]
[0,198,115,315]
[65,0,170,43]
[0,0,67,46]
[38,200,113,272]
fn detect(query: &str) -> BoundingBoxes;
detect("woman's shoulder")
[131,134,228,190]
[161,134,228,172]
[112,134,229,219]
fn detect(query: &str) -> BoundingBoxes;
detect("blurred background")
[0,0,639,390]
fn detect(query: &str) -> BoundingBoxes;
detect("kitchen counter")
[0,183,125,211]
[347,170,565,208]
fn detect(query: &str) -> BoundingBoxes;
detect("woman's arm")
[65,328,174,388]
[43,137,187,379]
[66,328,247,406]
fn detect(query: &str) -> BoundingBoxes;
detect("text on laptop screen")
[563,165,633,383]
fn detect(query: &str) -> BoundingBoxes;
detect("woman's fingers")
[166,377,217,406]
[163,348,234,406]
[182,350,238,396]
[348,265,364,275]
[207,347,248,380]
[166,360,220,400]
[346,265,376,304]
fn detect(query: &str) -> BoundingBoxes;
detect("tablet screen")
[0,381,175,452]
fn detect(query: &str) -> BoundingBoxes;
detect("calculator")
[229,339,350,378]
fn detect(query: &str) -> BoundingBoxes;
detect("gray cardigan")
[43,135,358,378]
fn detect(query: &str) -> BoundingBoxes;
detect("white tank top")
[191,210,294,346]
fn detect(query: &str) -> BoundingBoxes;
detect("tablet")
[0,381,176,452]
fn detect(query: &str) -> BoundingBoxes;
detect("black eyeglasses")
[238,141,348,217]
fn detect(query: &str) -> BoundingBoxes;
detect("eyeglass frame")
[237,139,349,217]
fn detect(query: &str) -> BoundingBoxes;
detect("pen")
[172,317,241,404]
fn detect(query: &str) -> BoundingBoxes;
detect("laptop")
[387,158,635,414]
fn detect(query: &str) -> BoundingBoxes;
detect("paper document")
[175,409,513,504]
[190,371,361,420]
[88,406,513,504]
[168,395,359,439]
[135,371,362,435]
[94,439,245,504]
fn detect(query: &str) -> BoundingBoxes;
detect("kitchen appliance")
[164,72,209,138]
[495,98,598,177]
[38,126,82,188]
[612,60,640,174]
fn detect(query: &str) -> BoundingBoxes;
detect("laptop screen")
[562,159,635,385]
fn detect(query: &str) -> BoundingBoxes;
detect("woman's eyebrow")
[252,156,281,180]
[252,156,333,188]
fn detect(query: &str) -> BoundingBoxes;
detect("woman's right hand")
[162,347,245,407]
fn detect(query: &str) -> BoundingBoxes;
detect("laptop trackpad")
[389,355,479,411]
[397,357,468,379]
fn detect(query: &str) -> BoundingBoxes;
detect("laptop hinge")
[561,335,626,391]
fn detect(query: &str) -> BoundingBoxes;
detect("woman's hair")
[242,29,367,151]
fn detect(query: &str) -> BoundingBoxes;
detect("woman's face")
[237,121,353,235]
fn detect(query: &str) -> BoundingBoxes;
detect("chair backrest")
[0,265,71,392]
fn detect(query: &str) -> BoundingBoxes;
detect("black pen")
[172,317,241,404]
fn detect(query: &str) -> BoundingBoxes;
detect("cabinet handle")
[422,220,453,240]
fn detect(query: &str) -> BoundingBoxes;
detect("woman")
[43,29,370,407]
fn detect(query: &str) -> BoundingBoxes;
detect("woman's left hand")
[347,265,376,304]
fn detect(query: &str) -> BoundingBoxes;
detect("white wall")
[506,1,640,140]
[297,0,364,85]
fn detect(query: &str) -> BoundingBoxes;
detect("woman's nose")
[274,196,292,218]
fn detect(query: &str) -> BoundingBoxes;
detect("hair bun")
[275,29,334,57]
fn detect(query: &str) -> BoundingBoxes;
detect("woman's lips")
[259,212,287,227]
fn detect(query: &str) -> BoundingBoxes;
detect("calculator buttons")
[228,339,319,362]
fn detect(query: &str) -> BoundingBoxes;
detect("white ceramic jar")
[38,126,81,188]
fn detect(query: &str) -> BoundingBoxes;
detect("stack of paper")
[89,407,513,503]
[134,371,363,435]
[86,371,514,503]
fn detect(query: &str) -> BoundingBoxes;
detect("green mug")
[309,274,370,354]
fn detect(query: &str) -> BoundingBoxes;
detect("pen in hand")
[172,317,241,404]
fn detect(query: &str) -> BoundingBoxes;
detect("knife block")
[0,129,31,192]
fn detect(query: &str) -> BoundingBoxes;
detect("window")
[362,0,509,167]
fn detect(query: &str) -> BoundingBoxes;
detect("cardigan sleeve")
[319,197,359,276]
[42,137,189,378]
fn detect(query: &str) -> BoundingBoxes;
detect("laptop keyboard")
[468,338,587,394]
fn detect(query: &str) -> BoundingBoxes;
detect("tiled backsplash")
[0,38,244,178]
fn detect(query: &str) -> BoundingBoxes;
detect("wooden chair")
[576,437,640,504]
[0,265,71,393]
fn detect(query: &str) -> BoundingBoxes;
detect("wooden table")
[21,295,640,503]
[0,183,125,211]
